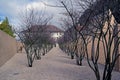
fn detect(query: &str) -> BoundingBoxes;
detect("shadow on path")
[0,46,119,80]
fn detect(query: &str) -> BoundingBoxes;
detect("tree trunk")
[71,52,74,59]
[27,54,32,67]
[76,57,80,65]
[114,24,119,71]
[80,59,82,66]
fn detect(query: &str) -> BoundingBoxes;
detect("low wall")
[0,30,17,67]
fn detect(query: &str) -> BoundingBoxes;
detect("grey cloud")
[0,0,64,28]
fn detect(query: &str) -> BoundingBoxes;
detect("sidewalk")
[0,46,120,80]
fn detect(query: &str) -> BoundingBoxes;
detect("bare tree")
[60,0,120,80]
[59,0,90,65]
[15,8,52,67]
[59,16,78,60]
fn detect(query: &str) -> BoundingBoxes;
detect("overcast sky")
[0,0,64,28]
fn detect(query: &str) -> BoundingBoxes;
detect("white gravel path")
[0,46,120,80]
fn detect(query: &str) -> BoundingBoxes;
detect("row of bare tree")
[14,8,54,67]
[58,0,120,80]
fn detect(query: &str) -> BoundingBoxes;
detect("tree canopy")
[0,17,14,37]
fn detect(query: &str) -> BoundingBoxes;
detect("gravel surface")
[0,46,120,80]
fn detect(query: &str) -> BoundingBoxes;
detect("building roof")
[23,25,64,33]
[45,25,64,32]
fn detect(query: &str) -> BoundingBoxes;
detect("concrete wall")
[86,16,120,71]
[87,39,104,63]
[0,30,17,67]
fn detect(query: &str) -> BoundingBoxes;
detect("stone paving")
[0,46,120,80]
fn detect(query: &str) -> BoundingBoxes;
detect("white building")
[45,25,64,42]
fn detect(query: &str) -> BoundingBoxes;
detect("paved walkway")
[0,46,120,80]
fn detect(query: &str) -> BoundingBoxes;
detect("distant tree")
[0,17,14,37]
[59,2,88,65]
